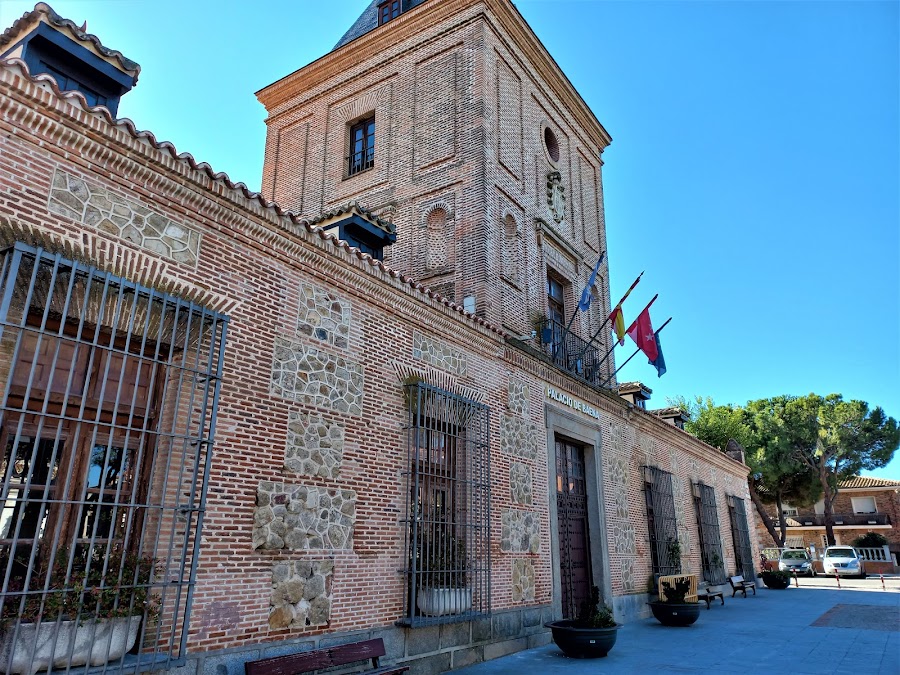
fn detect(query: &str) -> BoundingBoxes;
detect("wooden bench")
[728,575,756,597]
[245,638,409,675]
[697,588,725,609]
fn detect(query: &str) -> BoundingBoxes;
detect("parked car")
[822,546,867,578]
[778,549,815,577]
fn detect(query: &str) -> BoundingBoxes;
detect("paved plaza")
[452,577,900,674]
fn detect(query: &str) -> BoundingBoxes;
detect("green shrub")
[577,586,616,628]
[851,532,888,548]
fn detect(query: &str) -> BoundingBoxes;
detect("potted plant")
[545,586,619,658]
[647,576,702,627]
[415,530,472,617]
[0,546,159,675]
[760,569,792,589]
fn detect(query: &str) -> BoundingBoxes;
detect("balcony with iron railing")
[776,513,891,528]
[519,319,614,390]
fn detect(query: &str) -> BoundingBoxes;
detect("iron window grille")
[727,494,755,580]
[692,482,726,585]
[642,466,680,577]
[0,242,227,674]
[400,381,490,627]
[347,117,375,177]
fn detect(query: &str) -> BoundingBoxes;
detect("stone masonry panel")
[269,560,333,630]
[47,168,201,265]
[507,377,529,416]
[412,331,467,376]
[500,413,539,460]
[253,482,356,550]
[271,336,363,415]
[509,462,532,505]
[284,411,344,478]
[296,280,351,348]
[511,558,535,602]
[501,509,540,553]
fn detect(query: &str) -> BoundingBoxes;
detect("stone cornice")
[256,0,611,150]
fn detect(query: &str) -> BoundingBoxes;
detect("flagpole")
[572,273,646,363]
[554,252,605,358]
[599,317,672,389]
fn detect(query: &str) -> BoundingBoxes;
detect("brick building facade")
[0,3,759,674]
[754,477,900,571]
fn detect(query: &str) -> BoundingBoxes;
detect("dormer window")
[378,0,402,25]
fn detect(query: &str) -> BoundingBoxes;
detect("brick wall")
[257,0,613,364]
[0,22,755,675]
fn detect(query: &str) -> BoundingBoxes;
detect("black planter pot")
[761,574,791,589]
[647,601,701,627]
[545,620,620,658]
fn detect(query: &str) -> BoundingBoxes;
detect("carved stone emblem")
[546,171,565,223]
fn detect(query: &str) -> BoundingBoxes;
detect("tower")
[257,0,613,373]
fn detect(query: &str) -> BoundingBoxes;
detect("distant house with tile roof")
[754,475,900,570]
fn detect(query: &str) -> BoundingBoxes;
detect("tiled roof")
[840,476,900,489]
[651,406,689,419]
[618,381,652,395]
[1,3,140,80]
[305,202,396,236]
[0,56,506,339]
[333,0,431,50]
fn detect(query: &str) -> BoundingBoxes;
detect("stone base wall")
[169,606,552,675]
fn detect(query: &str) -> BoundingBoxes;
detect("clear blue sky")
[3,1,897,477]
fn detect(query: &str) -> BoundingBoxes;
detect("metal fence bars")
[726,494,756,580]
[642,466,680,577]
[692,482,727,585]
[0,243,228,674]
[401,381,490,626]
[535,319,610,389]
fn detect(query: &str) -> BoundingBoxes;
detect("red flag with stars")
[626,304,658,363]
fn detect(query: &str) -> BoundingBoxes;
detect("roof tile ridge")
[1,3,140,80]
[0,56,507,340]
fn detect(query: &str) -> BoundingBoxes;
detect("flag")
[649,331,666,377]
[626,305,658,362]
[608,272,643,345]
[577,253,605,312]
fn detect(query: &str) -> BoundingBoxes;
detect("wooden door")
[555,439,591,619]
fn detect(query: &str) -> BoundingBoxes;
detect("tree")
[790,394,900,546]
[742,397,821,547]
[673,393,900,548]
[671,395,820,547]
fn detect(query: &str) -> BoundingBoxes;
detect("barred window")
[0,243,227,673]
[401,382,490,626]
[347,116,375,177]
[693,482,726,585]
[643,466,680,576]
[727,494,755,580]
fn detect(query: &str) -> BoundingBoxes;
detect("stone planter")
[416,587,472,616]
[545,620,620,658]
[0,616,141,675]
[761,573,791,589]
[647,601,701,627]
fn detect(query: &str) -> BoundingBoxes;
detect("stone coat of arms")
[546,171,565,223]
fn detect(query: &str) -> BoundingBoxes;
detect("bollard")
[835,572,841,589]
[793,570,799,587]
[881,574,885,590]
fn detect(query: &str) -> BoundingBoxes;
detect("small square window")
[347,116,375,177]
[378,0,402,25]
